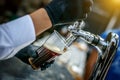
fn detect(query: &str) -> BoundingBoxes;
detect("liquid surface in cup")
[31,44,67,68]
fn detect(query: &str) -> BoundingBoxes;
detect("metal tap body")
[67,21,119,80]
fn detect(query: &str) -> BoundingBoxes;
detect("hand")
[40,60,55,71]
[15,45,54,71]
[45,0,93,25]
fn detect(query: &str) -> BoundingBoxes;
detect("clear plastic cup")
[29,30,68,70]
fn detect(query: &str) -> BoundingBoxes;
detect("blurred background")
[0,0,120,80]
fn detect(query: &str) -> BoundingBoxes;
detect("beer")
[29,43,67,69]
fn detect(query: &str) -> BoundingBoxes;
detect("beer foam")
[44,44,65,54]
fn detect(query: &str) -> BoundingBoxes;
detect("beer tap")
[66,21,119,80]
[28,20,119,79]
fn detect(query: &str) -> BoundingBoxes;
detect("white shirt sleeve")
[0,15,36,60]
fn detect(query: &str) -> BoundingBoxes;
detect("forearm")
[0,8,52,60]
[30,8,52,36]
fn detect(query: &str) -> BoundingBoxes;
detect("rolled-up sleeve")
[0,15,36,60]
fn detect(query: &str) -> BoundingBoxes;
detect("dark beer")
[29,44,67,69]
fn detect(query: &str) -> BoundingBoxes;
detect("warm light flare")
[111,0,120,5]
[113,0,120,5]
[108,0,120,9]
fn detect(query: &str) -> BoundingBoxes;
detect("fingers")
[83,0,93,13]
[40,60,55,71]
